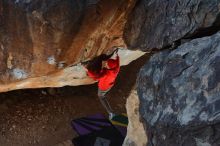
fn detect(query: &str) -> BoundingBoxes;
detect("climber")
[83,48,120,119]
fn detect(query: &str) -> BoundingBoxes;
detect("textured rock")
[138,32,220,146]
[0,0,139,92]
[124,0,220,51]
[123,89,147,146]
[0,49,145,92]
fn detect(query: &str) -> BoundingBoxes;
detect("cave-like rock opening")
[0,54,149,146]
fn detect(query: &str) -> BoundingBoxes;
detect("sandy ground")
[0,55,149,146]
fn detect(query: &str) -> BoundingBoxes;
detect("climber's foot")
[109,112,116,120]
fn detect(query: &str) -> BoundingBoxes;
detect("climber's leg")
[98,89,114,114]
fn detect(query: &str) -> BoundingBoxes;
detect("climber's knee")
[98,89,108,97]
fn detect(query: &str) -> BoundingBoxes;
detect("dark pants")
[98,88,113,114]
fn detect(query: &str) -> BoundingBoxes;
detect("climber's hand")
[112,48,118,57]
[111,50,118,59]
[114,48,119,54]
[114,48,119,58]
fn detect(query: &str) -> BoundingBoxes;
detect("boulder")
[124,0,220,51]
[138,32,220,146]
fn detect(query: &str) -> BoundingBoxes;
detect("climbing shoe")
[109,112,116,120]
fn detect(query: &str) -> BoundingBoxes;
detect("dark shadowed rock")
[138,32,220,146]
[124,0,220,51]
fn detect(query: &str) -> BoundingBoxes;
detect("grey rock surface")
[138,32,220,146]
[124,0,220,51]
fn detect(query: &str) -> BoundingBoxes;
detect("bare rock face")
[124,1,220,145]
[0,0,140,92]
[123,89,148,146]
[124,0,220,51]
[0,48,145,92]
[137,32,220,146]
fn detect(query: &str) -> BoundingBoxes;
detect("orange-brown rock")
[123,89,148,146]
[0,0,139,92]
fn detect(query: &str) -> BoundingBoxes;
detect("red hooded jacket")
[87,56,120,91]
